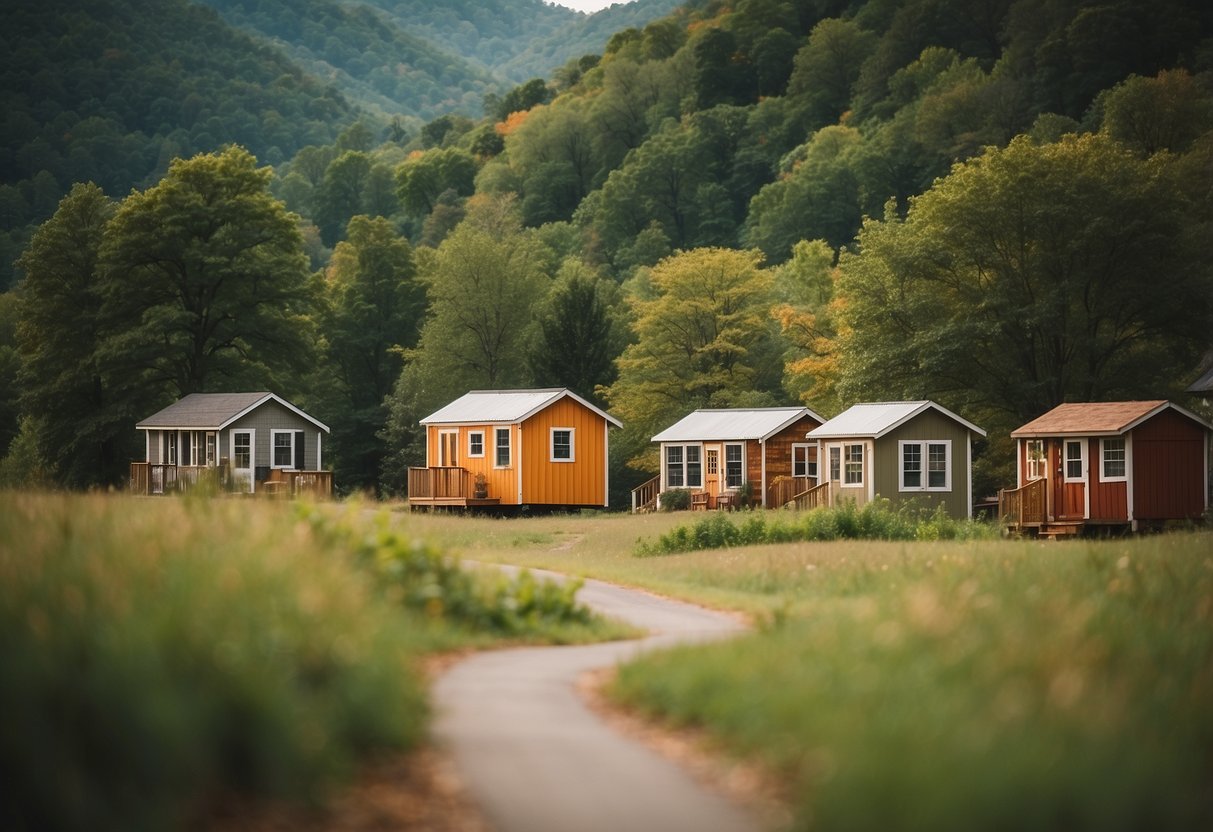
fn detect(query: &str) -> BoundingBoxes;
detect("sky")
[547,0,634,12]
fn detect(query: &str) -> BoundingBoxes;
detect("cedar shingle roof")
[1010,401,1171,437]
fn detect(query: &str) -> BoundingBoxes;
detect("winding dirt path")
[431,568,760,832]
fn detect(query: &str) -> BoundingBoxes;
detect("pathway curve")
[431,566,759,832]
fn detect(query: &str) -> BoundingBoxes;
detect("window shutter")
[295,431,306,470]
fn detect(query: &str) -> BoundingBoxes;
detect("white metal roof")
[651,407,825,443]
[135,392,330,432]
[419,388,622,428]
[807,401,986,439]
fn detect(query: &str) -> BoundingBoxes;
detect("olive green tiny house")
[804,401,986,518]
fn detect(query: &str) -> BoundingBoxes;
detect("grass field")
[398,507,1213,830]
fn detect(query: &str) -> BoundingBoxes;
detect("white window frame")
[495,427,512,469]
[829,445,841,482]
[665,445,684,489]
[685,445,702,488]
[843,443,864,487]
[550,427,575,462]
[1100,437,1127,482]
[1063,439,1086,483]
[468,430,485,459]
[166,431,177,465]
[205,431,217,467]
[724,443,744,489]
[270,429,296,469]
[792,443,814,479]
[1025,439,1045,481]
[899,440,952,492]
[229,428,255,494]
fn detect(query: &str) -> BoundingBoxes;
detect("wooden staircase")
[1038,521,1085,540]
[630,475,660,514]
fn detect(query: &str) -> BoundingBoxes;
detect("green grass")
[393,508,1213,829]
[0,494,625,830]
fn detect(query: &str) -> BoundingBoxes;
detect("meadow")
[402,507,1213,830]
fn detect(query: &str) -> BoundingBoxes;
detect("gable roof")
[136,392,330,432]
[651,407,825,443]
[419,388,622,428]
[1187,364,1213,394]
[807,401,986,439]
[1010,400,1212,437]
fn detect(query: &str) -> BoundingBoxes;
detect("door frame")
[438,429,459,467]
[229,428,255,493]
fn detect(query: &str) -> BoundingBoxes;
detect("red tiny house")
[1001,401,1211,535]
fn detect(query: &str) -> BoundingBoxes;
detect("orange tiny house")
[999,401,1212,536]
[408,389,622,511]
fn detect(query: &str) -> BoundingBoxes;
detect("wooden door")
[1056,438,1088,520]
[439,430,458,467]
[704,445,721,500]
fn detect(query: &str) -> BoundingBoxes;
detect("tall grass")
[613,532,1213,830]
[0,494,619,831]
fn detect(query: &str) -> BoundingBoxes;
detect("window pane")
[1065,441,1083,479]
[725,445,742,487]
[902,444,921,488]
[234,434,250,469]
[793,446,806,478]
[552,429,572,460]
[496,428,511,467]
[844,444,863,485]
[928,443,947,488]
[829,447,840,481]
[686,446,701,487]
[274,433,293,466]
[1103,438,1125,478]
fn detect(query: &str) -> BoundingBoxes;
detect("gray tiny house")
[132,392,331,496]
[804,401,986,518]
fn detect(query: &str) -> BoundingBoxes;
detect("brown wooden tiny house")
[1000,401,1211,535]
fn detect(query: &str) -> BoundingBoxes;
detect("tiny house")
[805,401,986,518]
[132,392,331,496]
[638,407,825,511]
[1000,400,1211,535]
[410,388,621,510]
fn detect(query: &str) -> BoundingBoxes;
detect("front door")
[1056,438,1087,520]
[704,445,721,501]
[439,430,458,467]
[231,429,254,493]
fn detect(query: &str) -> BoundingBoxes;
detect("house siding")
[520,397,608,506]
[1133,409,1207,520]
[1088,436,1128,521]
[426,423,521,505]
[227,399,322,471]
[874,410,972,519]
[762,416,821,483]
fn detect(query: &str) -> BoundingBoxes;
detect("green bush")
[0,494,428,832]
[637,499,996,555]
[660,488,693,511]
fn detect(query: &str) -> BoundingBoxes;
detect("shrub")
[660,488,692,511]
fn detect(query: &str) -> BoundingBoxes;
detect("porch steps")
[1039,521,1085,540]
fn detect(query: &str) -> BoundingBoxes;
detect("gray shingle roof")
[136,392,329,432]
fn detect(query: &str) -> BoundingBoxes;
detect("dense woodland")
[3,0,1212,505]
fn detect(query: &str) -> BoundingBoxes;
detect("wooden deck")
[129,462,331,498]
[630,475,660,513]
[407,466,501,509]
[997,477,1046,531]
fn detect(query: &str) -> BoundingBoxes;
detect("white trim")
[808,401,986,440]
[438,428,459,467]
[723,442,744,490]
[219,393,330,433]
[467,430,485,458]
[867,440,875,503]
[791,443,814,479]
[897,439,952,492]
[1063,439,1086,483]
[967,435,973,518]
[1098,437,1128,483]
[270,429,297,470]
[1015,439,1022,489]
[317,433,322,471]
[842,442,865,489]
[420,388,622,429]
[603,421,610,508]
[760,439,767,507]
[1126,432,1134,526]
[229,428,255,494]
[516,426,523,504]
[494,427,512,469]
[550,427,576,462]
[145,431,150,463]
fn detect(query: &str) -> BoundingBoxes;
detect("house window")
[724,443,743,488]
[551,428,575,462]
[829,446,841,481]
[206,432,217,466]
[1101,437,1126,481]
[468,431,484,458]
[1025,439,1045,480]
[844,444,864,486]
[666,446,684,488]
[1064,440,1085,481]
[685,446,702,488]
[495,428,511,468]
[272,430,294,468]
[900,441,951,491]
[233,433,251,470]
[165,432,177,465]
[792,444,815,479]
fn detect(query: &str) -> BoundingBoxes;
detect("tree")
[98,146,316,401]
[1099,69,1213,156]
[13,183,133,487]
[319,215,423,492]
[528,260,624,405]
[770,239,841,412]
[605,247,784,468]
[787,18,878,126]
[313,150,372,246]
[395,147,476,220]
[834,134,1213,438]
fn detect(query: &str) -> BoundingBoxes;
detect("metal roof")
[1010,400,1211,437]
[651,407,824,442]
[136,392,330,432]
[807,401,986,439]
[419,388,622,428]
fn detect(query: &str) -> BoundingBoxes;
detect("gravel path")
[431,567,760,832]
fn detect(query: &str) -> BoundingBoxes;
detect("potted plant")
[473,472,488,499]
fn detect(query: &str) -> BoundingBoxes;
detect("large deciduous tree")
[834,133,1213,434]
[98,146,316,400]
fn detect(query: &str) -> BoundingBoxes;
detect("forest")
[3,0,1212,505]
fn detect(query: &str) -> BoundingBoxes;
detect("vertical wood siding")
[1133,409,1207,520]
[521,397,607,507]
[1088,435,1127,521]
[427,423,521,505]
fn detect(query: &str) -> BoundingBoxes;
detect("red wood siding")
[1088,477,1128,521]
[1133,409,1207,520]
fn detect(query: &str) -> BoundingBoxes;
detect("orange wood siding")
[426,423,520,504]
[1133,409,1207,520]
[520,397,608,507]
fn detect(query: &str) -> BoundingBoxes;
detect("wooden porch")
[407,466,501,509]
[129,462,332,498]
[997,477,1054,535]
[767,476,818,509]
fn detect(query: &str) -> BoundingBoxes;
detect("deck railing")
[130,462,180,494]
[998,477,1046,528]
[408,466,469,500]
[130,462,330,498]
[767,476,815,508]
[631,475,660,513]
[788,481,831,512]
[281,469,333,498]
